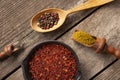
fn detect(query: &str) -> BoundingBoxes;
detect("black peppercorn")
[38,12,59,30]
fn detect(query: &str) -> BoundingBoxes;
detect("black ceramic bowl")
[21,40,81,80]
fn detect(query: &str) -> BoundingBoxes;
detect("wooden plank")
[6,68,24,80]
[0,0,53,47]
[58,0,120,79]
[0,0,96,79]
[6,0,120,80]
[93,60,120,80]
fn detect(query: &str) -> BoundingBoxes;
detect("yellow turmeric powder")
[72,30,96,46]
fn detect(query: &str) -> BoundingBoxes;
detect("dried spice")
[29,43,77,80]
[38,12,59,30]
[72,30,96,46]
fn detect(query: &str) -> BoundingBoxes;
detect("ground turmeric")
[72,30,96,46]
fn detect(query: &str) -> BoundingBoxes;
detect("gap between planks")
[90,59,118,80]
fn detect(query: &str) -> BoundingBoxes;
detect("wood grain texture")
[6,0,120,80]
[0,0,96,79]
[93,60,120,80]
[58,0,120,79]
[6,68,23,80]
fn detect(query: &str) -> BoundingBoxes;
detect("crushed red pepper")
[28,43,77,80]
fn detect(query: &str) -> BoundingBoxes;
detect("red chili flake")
[29,43,77,80]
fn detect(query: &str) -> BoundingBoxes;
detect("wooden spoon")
[30,0,113,32]
[72,30,120,59]
[0,41,24,60]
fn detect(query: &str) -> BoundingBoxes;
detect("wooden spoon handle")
[91,37,120,58]
[0,52,7,59]
[0,41,23,59]
[105,45,120,59]
[0,44,13,59]
[66,0,113,14]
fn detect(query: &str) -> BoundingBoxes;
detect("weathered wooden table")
[0,0,120,80]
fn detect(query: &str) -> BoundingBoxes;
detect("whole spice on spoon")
[37,12,59,30]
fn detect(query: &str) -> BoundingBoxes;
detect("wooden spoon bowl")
[30,8,67,32]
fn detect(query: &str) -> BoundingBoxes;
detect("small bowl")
[21,40,81,80]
